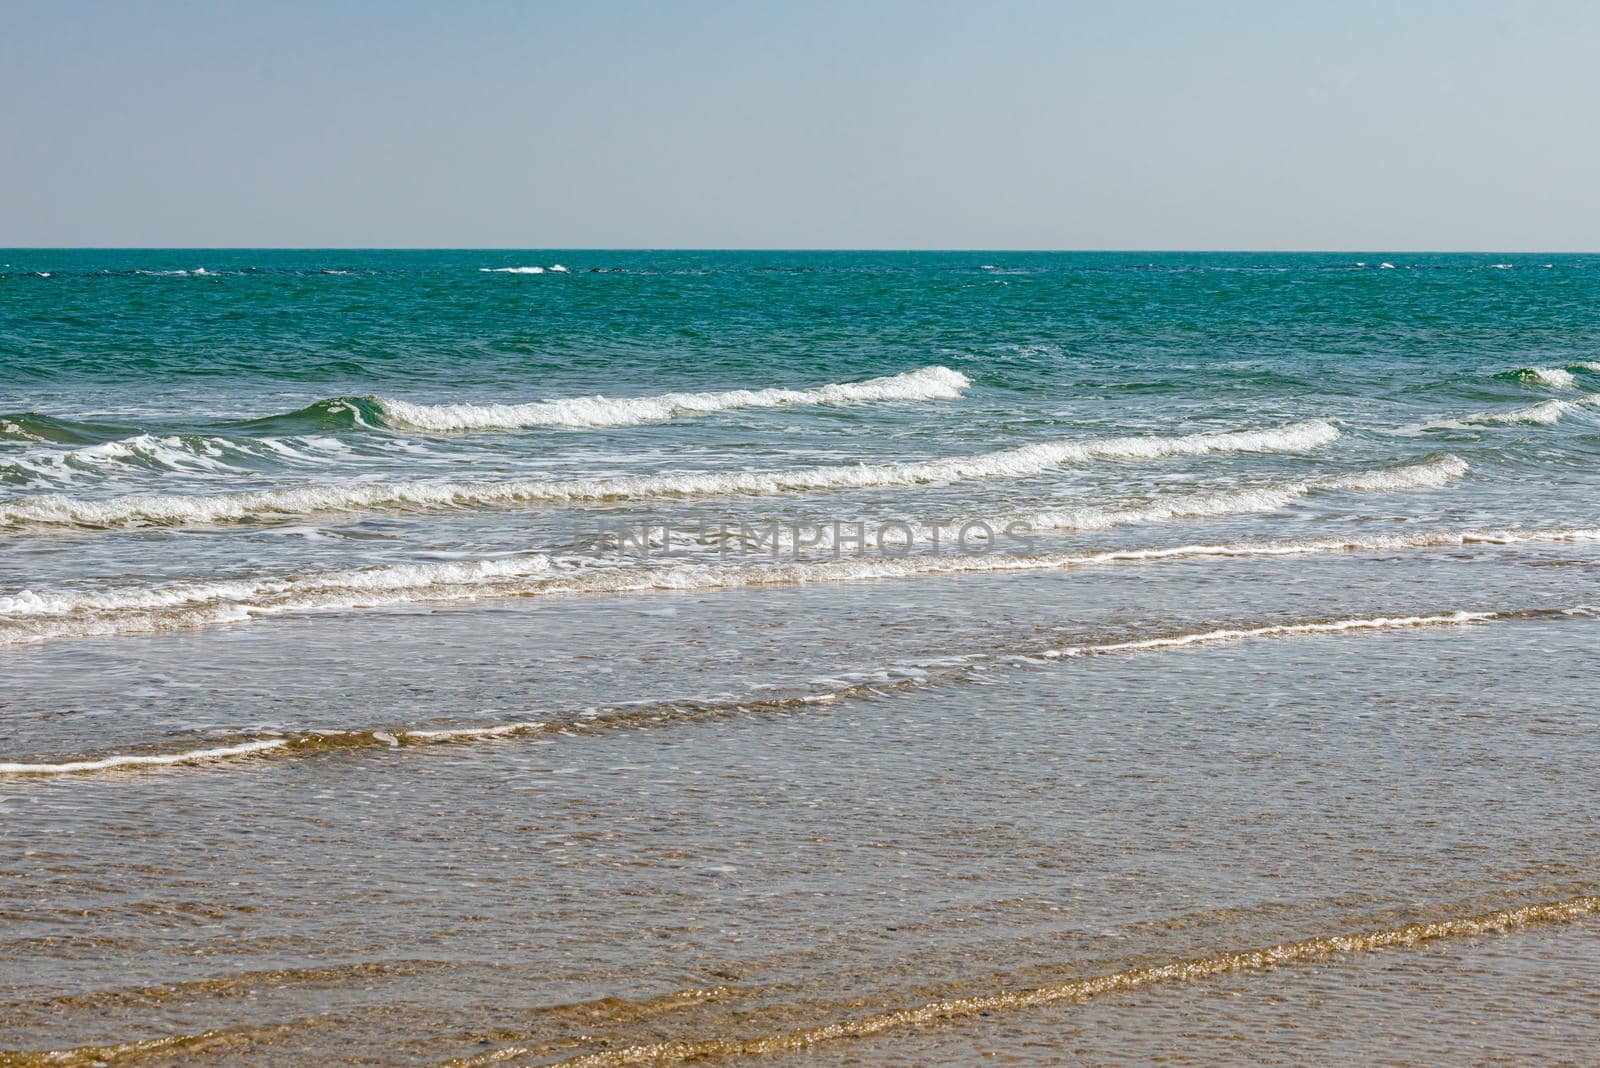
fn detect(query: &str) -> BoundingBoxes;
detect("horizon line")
[5,247,1600,255]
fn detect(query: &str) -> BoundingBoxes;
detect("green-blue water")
[3,251,1600,1063]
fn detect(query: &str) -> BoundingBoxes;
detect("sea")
[2,250,1599,1064]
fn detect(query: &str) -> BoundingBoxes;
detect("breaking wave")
[1407,395,1600,431]
[368,365,971,430]
[3,522,1592,648]
[0,434,258,486]
[1500,367,1577,390]
[669,455,1465,553]
[1015,454,1463,536]
[0,412,126,445]
[0,420,1338,530]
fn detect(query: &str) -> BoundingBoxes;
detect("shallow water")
[3,251,1599,1063]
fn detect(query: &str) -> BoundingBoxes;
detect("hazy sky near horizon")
[4,1,1598,249]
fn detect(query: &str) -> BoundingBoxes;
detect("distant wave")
[1407,395,1600,432]
[479,266,546,274]
[5,605,1579,775]
[370,365,972,431]
[0,420,1339,530]
[4,520,1592,648]
[227,367,971,435]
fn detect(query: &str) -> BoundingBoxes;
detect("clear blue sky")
[4,1,1597,249]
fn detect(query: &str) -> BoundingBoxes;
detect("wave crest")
[1500,367,1577,389]
[0,420,1338,530]
[1408,395,1600,431]
[368,366,971,431]
[5,520,1593,648]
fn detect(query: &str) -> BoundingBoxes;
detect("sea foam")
[1502,367,1577,389]
[0,420,1338,530]
[677,455,1465,552]
[370,365,971,431]
[1409,395,1600,431]
[4,521,1592,648]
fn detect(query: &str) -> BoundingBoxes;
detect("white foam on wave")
[1512,367,1578,389]
[0,431,383,488]
[2,434,243,481]
[0,420,1338,530]
[1408,395,1600,432]
[1018,455,1464,536]
[1,456,1464,640]
[0,555,555,619]
[372,365,971,431]
[0,456,1458,622]
[479,266,545,274]
[399,722,547,741]
[1047,611,1494,658]
[0,419,46,442]
[0,724,551,776]
[4,523,1594,647]
[684,455,1466,553]
[0,740,287,775]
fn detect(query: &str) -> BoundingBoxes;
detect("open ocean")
[3,250,1600,1064]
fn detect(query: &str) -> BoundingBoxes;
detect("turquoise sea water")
[3,251,1600,1062]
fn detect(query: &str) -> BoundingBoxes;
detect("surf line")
[0,607,1530,778]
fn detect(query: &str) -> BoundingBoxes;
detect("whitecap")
[0,420,1338,530]
[1407,395,1600,432]
[1512,367,1577,390]
[6,520,1594,648]
[372,365,971,431]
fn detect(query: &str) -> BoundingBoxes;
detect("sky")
[3,1,1598,250]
